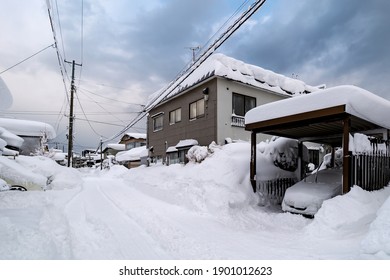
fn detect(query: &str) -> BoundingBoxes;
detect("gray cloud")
[1,0,389,150]
[226,0,390,98]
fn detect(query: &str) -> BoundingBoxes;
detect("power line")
[46,0,70,100]
[104,0,268,143]
[75,87,107,138]
[54,0,67,61]
[0,44,54,75]
[79,87,145,106]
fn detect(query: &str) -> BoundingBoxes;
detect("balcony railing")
[231,115,245,127]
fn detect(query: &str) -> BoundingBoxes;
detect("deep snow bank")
[305,185,390,258]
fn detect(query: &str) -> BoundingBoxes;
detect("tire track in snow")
[97,178,221,259]
[64,177,169,259]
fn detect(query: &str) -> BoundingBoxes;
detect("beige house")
[119,133,146,150]
[147,53,320,164]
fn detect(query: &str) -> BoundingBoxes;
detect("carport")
[245,85,390,194]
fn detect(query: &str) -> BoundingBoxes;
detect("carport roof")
[245,85,390,145]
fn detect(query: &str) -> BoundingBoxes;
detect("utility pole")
[65,60,82,167]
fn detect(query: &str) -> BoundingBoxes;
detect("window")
[189,99,205,120]
[152,114,163,131]
[169,108,181,124]
[126,141,146,150]
[232,93,256,116]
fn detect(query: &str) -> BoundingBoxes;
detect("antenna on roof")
[185,46,201,62]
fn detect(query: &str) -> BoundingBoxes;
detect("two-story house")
[147,53,320,164]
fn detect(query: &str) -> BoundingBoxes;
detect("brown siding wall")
[148,79,218,159]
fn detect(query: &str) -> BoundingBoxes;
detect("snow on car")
[282,167,343,217]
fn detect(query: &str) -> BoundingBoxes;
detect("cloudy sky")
[0,0,389,152]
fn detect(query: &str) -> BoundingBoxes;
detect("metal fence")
[351,152,390,191]
[257,177,298,204]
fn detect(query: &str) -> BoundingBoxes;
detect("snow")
[0,156,47,190]
[166,146,178,153]
[186,145,209,163]
[106,143,125,151]
[0,138,5,155]
[282,168,343,216]
[147,53,320,107]
[0,76,13,110]
[116,146,147,162]
[245,85,390,130]
[124,132,146,139]
[0,127,24,148]
[176,139,198,148]
[349,133,387,154]
[0,118,56,139]
[0,142,389,260]
[2,147,19,157]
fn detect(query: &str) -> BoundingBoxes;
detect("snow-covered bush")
[187,145,209,163]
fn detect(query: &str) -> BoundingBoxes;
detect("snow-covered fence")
[351,152,390,191]
[257,177,298,204]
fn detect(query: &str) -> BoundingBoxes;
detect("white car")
[282,168,342,217]
[0,178,27,192]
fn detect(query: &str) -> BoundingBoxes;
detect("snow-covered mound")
[0,156,47,190]
[15,156,82,190]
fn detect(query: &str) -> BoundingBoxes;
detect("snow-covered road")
[1,143,389,259]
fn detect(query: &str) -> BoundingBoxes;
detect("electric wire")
[79,87,145,106]
[0,44,54,75]
[75,87,108,139]
[54,0,67,61]
[78,88,130,125]
[105,0,267,143]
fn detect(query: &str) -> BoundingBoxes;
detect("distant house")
[0,118,56,156]
[119,133,147,150]
[102,143,125,158]
[116,146,148,169]
[147,53,320,164]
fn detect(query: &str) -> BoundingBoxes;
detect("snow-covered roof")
[124,132,146,140]
[0,77,13,110]
[148,53,320,107]
[245,85,390,130]
[0,118,56,139]
[106,143,125,151]
[175,139,198,149]
[116,146,147,162]
[166,146,178,153]
[0,127,24,148]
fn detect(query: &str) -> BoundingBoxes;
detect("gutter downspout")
[250,131,257,192]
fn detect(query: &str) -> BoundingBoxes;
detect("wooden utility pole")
[65,60,82,167]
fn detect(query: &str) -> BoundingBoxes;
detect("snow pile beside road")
[115,142,257,215]
[360,191,390,258]
[0,156,47,190]
[306,186,390,234]
[15,156,83,190]
[305,185,390,259]
[0,142,390,259]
